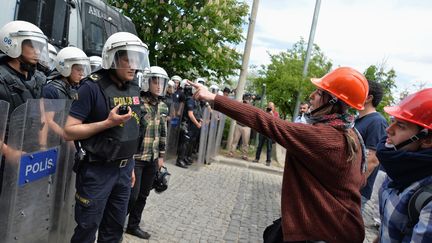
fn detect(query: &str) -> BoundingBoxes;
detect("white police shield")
[205,111,220,164]
[214,113,226,157]
[165,101,184,160]
[197,107,211,164]
[0,99,76,243]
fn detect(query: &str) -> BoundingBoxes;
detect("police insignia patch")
[89,74,100,81]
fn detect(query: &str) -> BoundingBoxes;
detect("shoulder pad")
[89,73,101,82]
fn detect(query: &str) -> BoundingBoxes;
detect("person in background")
[354,80,387,211]
[190,67,368,242]
[89,56,102,73]
[373,88,432,243]
[253,102,275,166]
[126,66,169,240]
[228,93,253,160]
[223,87,231,97]
[268,102,279,118]
[294,102,309,124]
[43,46,90,100]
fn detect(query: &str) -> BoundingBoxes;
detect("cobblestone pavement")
[122,156,381,243]
[123,158,282,243]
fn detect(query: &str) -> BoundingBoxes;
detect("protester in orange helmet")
[189,67,368,243]
[373,88,432,243]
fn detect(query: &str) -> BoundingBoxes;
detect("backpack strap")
[407,184,432,227]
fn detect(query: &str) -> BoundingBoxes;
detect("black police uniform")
[0,54,46,195]
[0,54,46,114]
[69,70,140,243]
[177,94,202,166]
[42,71,79,100]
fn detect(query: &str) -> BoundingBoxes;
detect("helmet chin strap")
[310,97,338,115]
[390,128,429,151]
[18,56,36,73]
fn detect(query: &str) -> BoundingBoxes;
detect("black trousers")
[255,134,272,162]
[127,159,158,229]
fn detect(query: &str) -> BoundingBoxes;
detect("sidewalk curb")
[211,155,284,176]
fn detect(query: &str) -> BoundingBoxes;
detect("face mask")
[376,137,432,190]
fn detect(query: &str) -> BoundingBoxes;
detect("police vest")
[0,63,46,113]
[46,78,78,100]
[81,73,141,162]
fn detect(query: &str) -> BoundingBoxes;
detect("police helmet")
[180,79,189,89]
[168,80,175,87]
[195,77,205,85]
[47,43,57,71]
[209,84,219,94]
[143,66,169,97]
[89,56,102,72]
[0,20,49,66]
[153,166,171,193]
[101,32,150,71]
[55,47,91,78]
[171,75,182,82]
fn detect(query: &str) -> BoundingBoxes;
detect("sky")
[242,0,432,93]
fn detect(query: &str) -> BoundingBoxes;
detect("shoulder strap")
[408,184,432,226]
[47,79,70,98]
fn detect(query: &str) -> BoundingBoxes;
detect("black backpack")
[407,184,432,227]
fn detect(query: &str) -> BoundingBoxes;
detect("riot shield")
[0,99,75,243]
[214,113,226,157]
[205,111,219,164]
[0,100,9,158]
[197,107,210,164]
[165,101,184,160]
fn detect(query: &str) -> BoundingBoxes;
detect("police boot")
[184,157,193,165]
[126,227,151,239]
[175,159,188,168]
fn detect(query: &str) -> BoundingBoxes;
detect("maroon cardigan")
[214,95,365,243]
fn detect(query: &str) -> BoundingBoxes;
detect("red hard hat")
[311,67,369,110]
[384,88,432,130]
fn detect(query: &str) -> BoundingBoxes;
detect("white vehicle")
[0,0,137,56]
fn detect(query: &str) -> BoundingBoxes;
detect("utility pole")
[292,0,321,121]
[226,0,260,150]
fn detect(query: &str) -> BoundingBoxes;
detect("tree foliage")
[107,0,249,82]
[363,64,397,115]
[252,38,332,118]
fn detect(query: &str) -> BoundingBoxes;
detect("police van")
[0,0,137,56]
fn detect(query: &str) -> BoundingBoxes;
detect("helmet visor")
[71,60,91,79]
[146,76,169,97]
[111,46,150,71]
[21,39,49,67]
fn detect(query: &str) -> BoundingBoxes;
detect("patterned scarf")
[306,112,367,173]
[305,113,355,130]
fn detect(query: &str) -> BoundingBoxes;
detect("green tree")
[253,38,332,118]
[363,64,397,115]
[108,0,249,82]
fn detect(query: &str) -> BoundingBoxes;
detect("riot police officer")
[43,46,90,100]
[176,81,202,168]
[126,66,169,239]
[0,20,49,195]
[89,55,102,72]
[64,32,150,243]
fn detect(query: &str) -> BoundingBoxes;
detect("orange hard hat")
[384,88,432,130]
[311,67,369,110]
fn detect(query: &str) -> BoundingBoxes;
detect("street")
[123,157,282,243]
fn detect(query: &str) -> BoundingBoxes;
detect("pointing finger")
[187,80,199,88]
